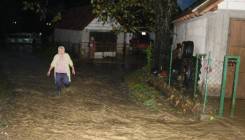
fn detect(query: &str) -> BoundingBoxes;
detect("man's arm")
[71,65,75,75]
[47,66,54,77]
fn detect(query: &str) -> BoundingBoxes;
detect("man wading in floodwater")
[47,46,75,95]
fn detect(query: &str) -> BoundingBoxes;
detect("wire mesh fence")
[169,53,226,98]
[198,55,224,97]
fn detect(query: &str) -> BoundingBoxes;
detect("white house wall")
[218,0,245,10]
[54,29,82,43]
[174,22,186,45]
[173,9,245,96]
[202,11,228,95]
[174,16,207,55]
[173,13,225,96]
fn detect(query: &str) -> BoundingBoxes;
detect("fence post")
[194,54,199,97]
[230,56,240,117]
[219,56,228,117]
[202,53,211,113]
[168,45,173,85]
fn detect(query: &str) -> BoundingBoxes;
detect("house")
[172,0,245,98]
[54,6,132,59]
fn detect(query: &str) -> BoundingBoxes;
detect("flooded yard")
[0,52,245,140]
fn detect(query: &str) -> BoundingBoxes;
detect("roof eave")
[173,0,223,23]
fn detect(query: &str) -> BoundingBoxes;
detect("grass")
[125,69,161,110]
[124,68,210,118]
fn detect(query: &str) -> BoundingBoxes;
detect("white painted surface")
[218,0,245,10]
[94,52,116,59]
[85,18,119,31]
[174,17,207,55]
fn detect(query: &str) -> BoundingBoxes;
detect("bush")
[125,70,160,110]
[125,68,204,114]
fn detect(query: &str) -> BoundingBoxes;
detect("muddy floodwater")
[0,52,245,140]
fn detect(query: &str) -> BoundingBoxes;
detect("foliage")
[91,0,178,32]
[22,0,62,24]
[92,0,178,69]
[147,75,204,114]
[125,67,209,115]
[125,69,160,110]
[91,0,155,32]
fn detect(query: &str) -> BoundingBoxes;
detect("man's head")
[58,46,65,55]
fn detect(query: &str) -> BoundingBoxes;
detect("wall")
[173,16,208,55]
[200,11,227,96]
[218,0,245,10]
[173,11,227,96]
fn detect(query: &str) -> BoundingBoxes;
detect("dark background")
[0,0,195,36]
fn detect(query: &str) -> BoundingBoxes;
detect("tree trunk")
[153,0,176,71]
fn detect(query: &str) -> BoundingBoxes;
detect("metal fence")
[51,41,148,65]
[169,53,225,97]
[169,51,242,116]
[199,54,224,97]
[50,41,127,60]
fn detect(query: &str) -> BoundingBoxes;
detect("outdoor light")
[39,32,42,36]
[141,32,146,36]
[46,22,51,26]
[13,21,17,24]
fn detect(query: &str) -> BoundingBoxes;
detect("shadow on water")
[224,99,245,124]
[209,97,245,127]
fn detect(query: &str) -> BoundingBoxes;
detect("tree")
[22,0,63,24]
[92,0,155,32]
[21,0,90,25]
[153,0,178,70]
[92,0,178,70]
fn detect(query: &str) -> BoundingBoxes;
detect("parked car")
[129,33,150,54]
[6,33,41,51]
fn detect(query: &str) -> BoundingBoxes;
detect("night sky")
[0,0,197,35]
[178,0,198,10]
